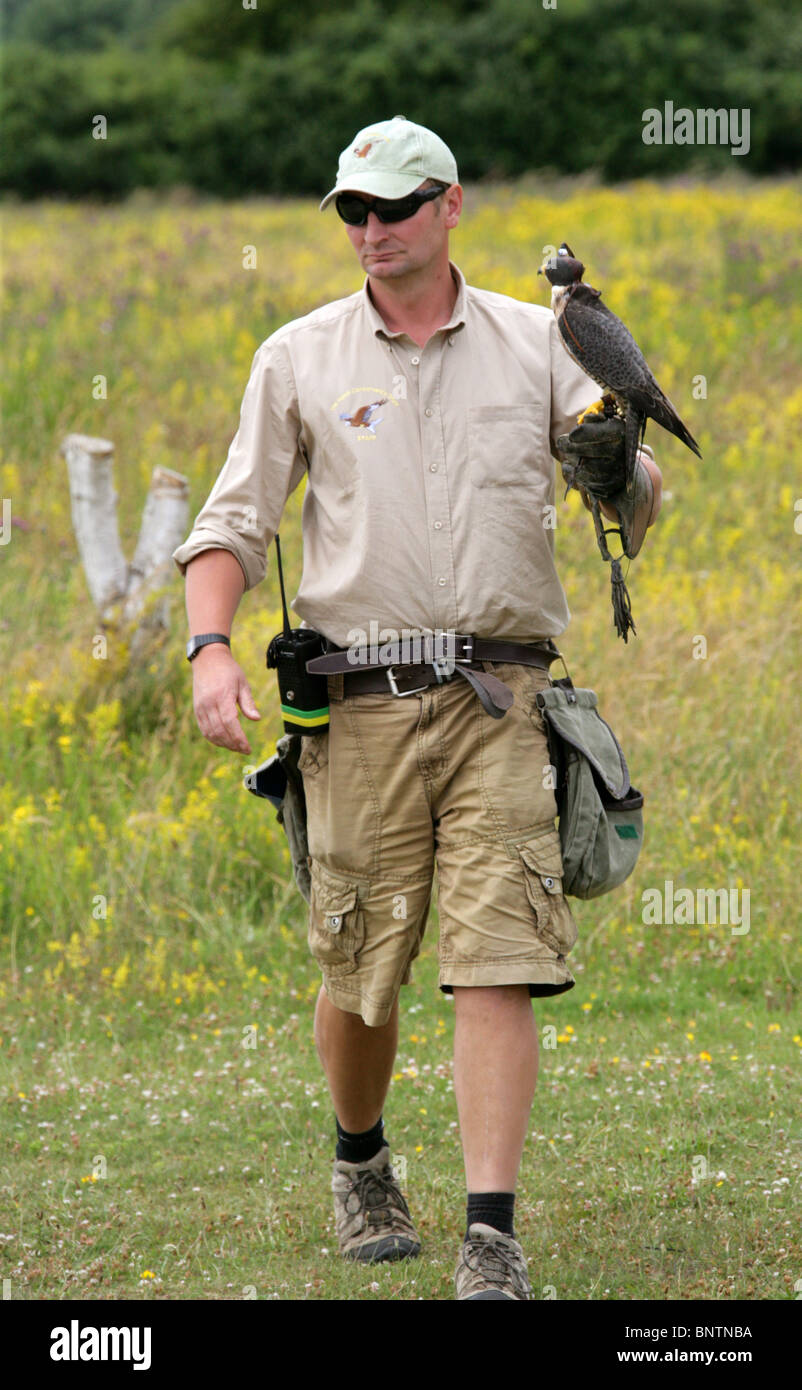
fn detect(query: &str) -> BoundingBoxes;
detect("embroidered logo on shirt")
[331,386,399,440]
[339,398,387,434]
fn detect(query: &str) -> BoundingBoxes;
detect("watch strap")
[187,633,231,662]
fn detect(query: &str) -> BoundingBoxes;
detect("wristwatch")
[186,633,231,662]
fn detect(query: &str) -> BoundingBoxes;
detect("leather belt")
[306,634,561,720]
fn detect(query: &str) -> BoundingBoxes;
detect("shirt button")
[429,463,437,472]
[438,576,446,586]
[433,520,442,529]
[424,408,433,418]
[411,356,420,365]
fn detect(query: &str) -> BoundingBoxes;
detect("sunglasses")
[335,185,447,226]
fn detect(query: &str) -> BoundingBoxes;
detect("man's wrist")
[190,642,235,665]
[638,452,662,526]
[186,632,232,662]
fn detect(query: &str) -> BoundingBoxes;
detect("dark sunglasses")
[335,184,447,226]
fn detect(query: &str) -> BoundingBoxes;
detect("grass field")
[1,174,801,1299]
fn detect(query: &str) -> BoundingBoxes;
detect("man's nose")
[363,210,388,239]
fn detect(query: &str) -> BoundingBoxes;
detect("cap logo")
[354,142,374,158]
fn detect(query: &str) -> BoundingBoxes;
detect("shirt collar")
[362,260,467,340]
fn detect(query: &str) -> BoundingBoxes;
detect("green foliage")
[3,0,176,50]
[1,0,801,196]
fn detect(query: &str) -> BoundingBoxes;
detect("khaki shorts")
[297,660,578,1027]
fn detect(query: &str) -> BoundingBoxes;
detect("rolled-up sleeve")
[548,315,600,456]
[171,337,307,591]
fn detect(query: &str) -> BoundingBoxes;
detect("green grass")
[3,913,800,1300]
[2,176,801,1298]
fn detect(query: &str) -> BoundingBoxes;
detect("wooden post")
[124,466,190,624]
[61,434,189,637]
[61,433,129,615]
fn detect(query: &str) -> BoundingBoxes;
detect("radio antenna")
[274,534,292,638]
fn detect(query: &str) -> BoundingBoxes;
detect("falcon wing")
[561,287,701,458]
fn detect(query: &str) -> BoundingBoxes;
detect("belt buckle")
[386,665,430,698]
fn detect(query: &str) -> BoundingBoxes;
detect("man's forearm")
[185,547,246,638]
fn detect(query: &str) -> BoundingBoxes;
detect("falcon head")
[538,242,585,286]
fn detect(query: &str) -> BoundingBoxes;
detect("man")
[172,115,662,1300]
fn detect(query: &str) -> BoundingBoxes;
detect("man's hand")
[557,415,662,529]
[192,645,261,754]
[581,452,662,527]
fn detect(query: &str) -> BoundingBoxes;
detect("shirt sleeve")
[548,314,601,457]
[171,336,307,591]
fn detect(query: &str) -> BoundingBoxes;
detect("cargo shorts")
[296,660,578,1027]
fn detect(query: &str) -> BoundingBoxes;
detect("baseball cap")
[319,115,458,210]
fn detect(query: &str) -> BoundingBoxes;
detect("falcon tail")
[631,387,702,459]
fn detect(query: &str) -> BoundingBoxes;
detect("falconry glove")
[556,414,654,643]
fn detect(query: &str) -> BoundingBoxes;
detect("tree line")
[2,0,800,197]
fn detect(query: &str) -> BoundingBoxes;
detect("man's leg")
[314,983,398,1131]
[452,983,538,1192]
[314,984,420,1262]
[450,983,539,1298]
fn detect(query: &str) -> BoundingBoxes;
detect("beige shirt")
[172,261,624,645]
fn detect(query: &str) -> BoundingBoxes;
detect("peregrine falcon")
[540,244,701,493]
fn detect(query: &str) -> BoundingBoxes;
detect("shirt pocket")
[517,825,578,958]
[308,859,366,976]
[468,403,544,488]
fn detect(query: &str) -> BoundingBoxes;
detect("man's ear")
[444,184,463,229]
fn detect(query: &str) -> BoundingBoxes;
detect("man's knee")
[452,983,533,1014]
[316,982,399,1032]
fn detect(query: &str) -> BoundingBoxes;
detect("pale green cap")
[320,115,458,210]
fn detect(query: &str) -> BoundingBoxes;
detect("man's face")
[343,181,462,281]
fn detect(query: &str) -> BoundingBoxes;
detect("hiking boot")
[454,1223,532,1300]
[332,1143,421,1263]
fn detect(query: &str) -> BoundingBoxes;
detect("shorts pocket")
[308,859,365,975]
[297,730,329,777]
[517,825,578,957]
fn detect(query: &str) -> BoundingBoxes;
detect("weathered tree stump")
[61,433,189,647]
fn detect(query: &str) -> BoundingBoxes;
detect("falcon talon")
[576,397,607,423]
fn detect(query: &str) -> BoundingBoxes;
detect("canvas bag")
[534,677,644,899]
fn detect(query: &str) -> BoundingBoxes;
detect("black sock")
[466,1191,515,1240]
[335,1114,385,1164]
